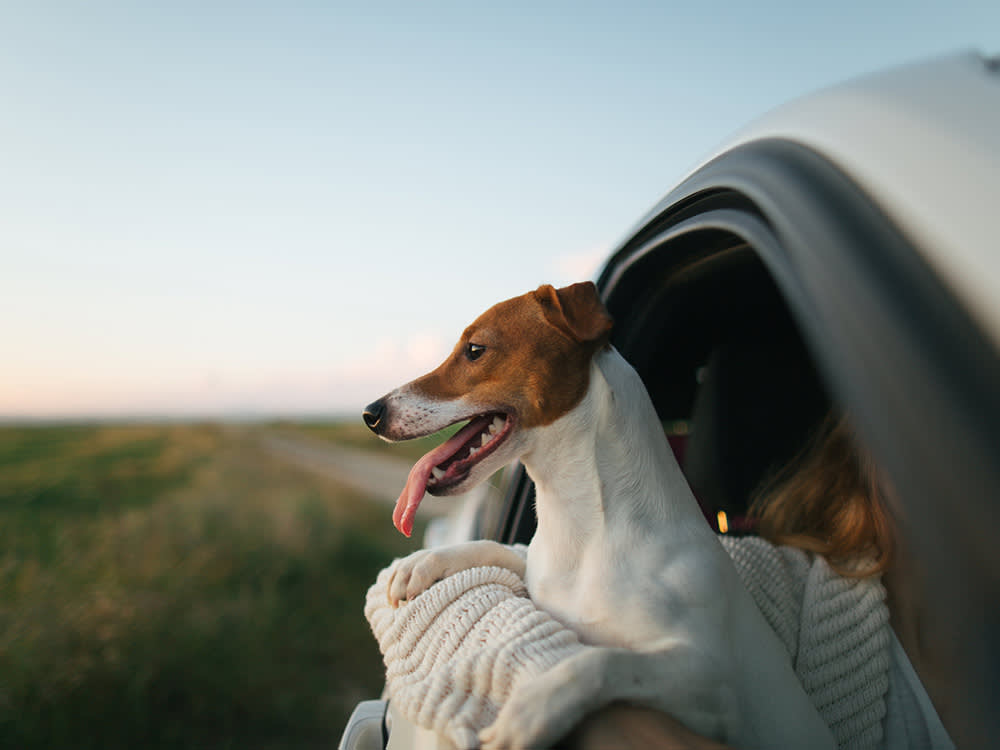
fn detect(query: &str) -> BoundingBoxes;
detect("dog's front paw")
[386,541,525,607]
[386,549,450,607]
[480,689,562,750]
[479,666,591,750]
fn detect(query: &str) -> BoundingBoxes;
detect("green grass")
[0,423,424,749]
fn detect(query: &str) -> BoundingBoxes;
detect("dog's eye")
[465,342,487,361]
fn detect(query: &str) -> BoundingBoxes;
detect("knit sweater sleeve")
[364,562,588,750]
[719,536,891,750]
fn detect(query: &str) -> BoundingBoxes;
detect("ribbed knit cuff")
[365,563,587,750]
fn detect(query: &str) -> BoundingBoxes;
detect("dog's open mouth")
[392,412,514,537]
[426,413,512,491]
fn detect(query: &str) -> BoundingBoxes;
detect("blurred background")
[2,2,998,747]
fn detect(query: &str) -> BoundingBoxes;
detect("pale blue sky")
[3,1,998,418]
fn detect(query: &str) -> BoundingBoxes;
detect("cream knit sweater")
[364,536,890,750]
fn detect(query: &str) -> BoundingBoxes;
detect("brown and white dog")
[363,282,834,750]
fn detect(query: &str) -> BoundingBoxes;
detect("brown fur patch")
[410,283,613,428]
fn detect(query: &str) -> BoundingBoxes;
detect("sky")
[2,1,998,419]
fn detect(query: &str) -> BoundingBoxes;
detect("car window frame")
[493,137,1000,747]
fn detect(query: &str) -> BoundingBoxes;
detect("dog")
[363,282,835,750]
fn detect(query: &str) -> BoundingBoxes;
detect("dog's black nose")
[363,399,386,433]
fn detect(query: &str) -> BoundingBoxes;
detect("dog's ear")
[534,282,614,345]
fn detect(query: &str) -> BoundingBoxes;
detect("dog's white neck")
[521,347,707,585]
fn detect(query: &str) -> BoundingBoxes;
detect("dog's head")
[363,281,613,535]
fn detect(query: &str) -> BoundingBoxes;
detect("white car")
[340,51,1000,750]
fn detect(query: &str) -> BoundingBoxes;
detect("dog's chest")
[525,544,659,648]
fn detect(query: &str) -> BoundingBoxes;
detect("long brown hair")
[749,413,894,578]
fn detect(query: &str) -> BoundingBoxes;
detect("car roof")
[685,52,1000,349]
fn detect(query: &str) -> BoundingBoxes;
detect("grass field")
[0,422,426,749]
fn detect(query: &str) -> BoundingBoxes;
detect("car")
[339,51,1000,750]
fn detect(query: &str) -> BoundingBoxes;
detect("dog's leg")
[386,540,527,607]
[479,645,738,750]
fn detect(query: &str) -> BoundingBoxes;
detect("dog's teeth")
[481,433,491,447]
[468,446,479,457]
[431,467,445,479]
[492,416,504,431]
[427,476,437,485]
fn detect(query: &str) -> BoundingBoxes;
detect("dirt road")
[259,431,456,518]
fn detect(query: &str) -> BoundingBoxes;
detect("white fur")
[388,346,835,750]
[377,383,476,439]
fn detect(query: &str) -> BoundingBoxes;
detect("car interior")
[497,237,834,543]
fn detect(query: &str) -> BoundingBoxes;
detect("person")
[564,413,954,750]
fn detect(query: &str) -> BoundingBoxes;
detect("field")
[0,422,428,749]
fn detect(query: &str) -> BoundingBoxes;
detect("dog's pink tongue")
[392,452,438,538]
[392,418,487,537]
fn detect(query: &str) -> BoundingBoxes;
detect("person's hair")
[749,412,893,578]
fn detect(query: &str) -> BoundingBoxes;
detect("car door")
[493,135,1000,748]
[343,54,1000,749]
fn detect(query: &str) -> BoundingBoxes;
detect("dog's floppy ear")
[534,282,614,345]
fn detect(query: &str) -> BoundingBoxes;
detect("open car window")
[493,138,1000,747]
